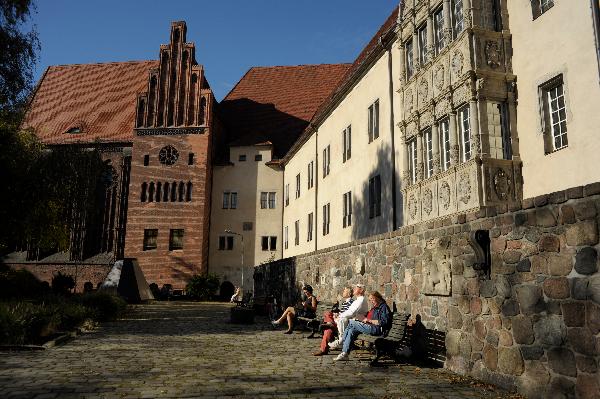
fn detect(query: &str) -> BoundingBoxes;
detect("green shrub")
[0,267,48,300]
[59,302,94,330]
[0,301,60,345]
[78,291,126,321]
[51,272,75,295]
[186,274,220,300]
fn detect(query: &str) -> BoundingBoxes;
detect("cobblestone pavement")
[0,302,519,399]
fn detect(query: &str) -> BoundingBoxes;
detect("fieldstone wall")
[255,183,600,399]
[9,263,112,292]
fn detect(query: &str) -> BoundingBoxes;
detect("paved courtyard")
[0,302,519,399]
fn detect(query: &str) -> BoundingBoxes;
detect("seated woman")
[271,285,317,334]
[334,291,391,361]
[313,286,354,356]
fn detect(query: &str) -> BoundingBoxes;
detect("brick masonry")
[10,263,112,293]
[255,182,600,399]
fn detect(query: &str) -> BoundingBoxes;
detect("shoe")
[271,320,279,327]
[313,350,327,356]
[328,340,340,350]
[334,352,349,361]
[284,330,293,334]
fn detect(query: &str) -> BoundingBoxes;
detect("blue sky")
[29,1,398,101]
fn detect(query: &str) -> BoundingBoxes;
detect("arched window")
[147,75,157,127]
[199,97,207,125]
[141,182,147,202]
[178,181,185,202]
[157,52,169,127]
[163,182,170,202]
[170,182,177,202]
[156,182,162,202]
[186,181,192,202]
[148,182,155,202]
[187,74,197,125]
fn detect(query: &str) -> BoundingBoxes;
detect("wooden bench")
[356,312,411,365]
[406,327,446,367]
[297,301,337,338]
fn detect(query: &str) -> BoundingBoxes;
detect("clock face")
[159,145,179,165]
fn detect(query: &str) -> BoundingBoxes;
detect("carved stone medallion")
[493,168,511,200]
[418,78,429,100]
[434,64,445,91]
[422,188,433,216]
[457,172,472,204]
[451,51,464,77]
[485,40,501,69]
[408,194,418,219]
[439,180,451,210]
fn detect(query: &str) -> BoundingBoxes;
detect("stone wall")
[253,257,299,307]
[9,263,112,293]
[255,182,600,399]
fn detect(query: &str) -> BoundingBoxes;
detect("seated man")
[334,291,392,361]
[313,286,354,356]
[328,283,369,350]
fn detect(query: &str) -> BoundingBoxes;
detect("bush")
[0,267,49,300]
[51,272,75,295]
[186,274,220,300]
[78,291,126,321]
[0,301,60,345]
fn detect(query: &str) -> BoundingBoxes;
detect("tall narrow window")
[261,236,269,251]
[156,182,162,202]
[458,106,472,162]
[406,39,414,79]
[439,118,451,171]
[434,8,445,55]
[285,184,290,206]
[219,235,234,250]
[307,161,314,189]
[143,229,158,251]
[408,139,418,184]
[284,226,289,249]
[188,153,194,165]
[141,182,148,202]
[322,145,330,177]
[369,175,382,219]
[260,192,268,209]
[268,192,276,209]
[307,213,313,242]
[343,191,352,228]
[295,174,301,198]
[368,100,380,142]
[148,182,155,203]
[163,182,170,202]
[342,125,352,162]
[178,182,184,202]
[294,220,300,246]
[452,0,464,39]
[418,24,428,65]
[143,154,149,166]
[227,236,234,250]
[269,236,277,251]
[169,229,184,251]
[540,75,568,152]
[322,203,330,236]
[223,191,230,209]
[230,192,238,209]
[186,182,192,201]
[170,182,177,202]
[424,129,434,178]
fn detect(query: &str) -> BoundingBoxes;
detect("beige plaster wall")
[508,0,600,198]
[208,145,283,290]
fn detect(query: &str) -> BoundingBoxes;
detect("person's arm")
[339,296,362,319]
[375,304,391,327]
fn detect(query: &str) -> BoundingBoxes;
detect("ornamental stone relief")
[453,84,471,106]
[493,168,512,201]
[406,122,417,139]
[422,238,452,296]
[405,88,414,114]
[422,188,433,216]
[451,51,464,77]
[408,194,418,219]
[434,64,445,91]
[435,97,450,116]
[418,78,429,100]
[420,110,433,128]
[457,172,472,204]
[485,40,501,69]
[439,180,451,210]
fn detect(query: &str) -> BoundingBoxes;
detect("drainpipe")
[314,125,319,252]
[384,39,398,231]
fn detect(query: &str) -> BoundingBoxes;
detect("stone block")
[534,315,566,346]
[576,373,600,399]
[587,302,600,334]
[486,330,499,346]
[503,250,522,264]
[575,247,598,275]
[446,330,461,356]
[574,201,597,220]
[566,186,584,199]
[536,208,557,227]
[521,345,544,360]
[502,299,520,316]
[543,277,570,299]
[548,348,577,377]
[496,275,511,298]
[470,297,482,315]
[533,195,549,207]
[560,205,576,224]
[566,220,598,246]
[514,212,528,226]
[549,190,567,204]
[531,255,548,274]
[562,301,585,327]
[517,258,531,272]
[549,376,576,399]
[498,330,513,346]
[547,254,573,276]
[575,355,598,373]
[590,275,600,304]
[538,234,560,253]
[497,347,524,376]
[572,278,590,300]
[522,197,534,209]
[473,319,487,340]
[491,237,506,253]
[524,228,542,243]
[583,182,600,196]
[512,315,534,344]
[516,285,543,314]
[448,306,462,329]
[480,280,497,298]
[568,327,597,356]
[482,345,497,371]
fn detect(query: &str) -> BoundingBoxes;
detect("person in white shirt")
[328,283,369,350]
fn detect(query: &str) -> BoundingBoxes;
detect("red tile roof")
[24,60,157,144]
[219,63,351,158]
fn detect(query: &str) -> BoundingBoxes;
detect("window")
[439,118,451,171]
[408,139,418,184]
[268,192,276,209]
[169,229,184,251]
[482,0,503,31]
[159,145,179,165]
[295,174,301,198]
[424,129,434,178]
[186,182,192,201]
[260,192,276,209]
[406,39,414,79]
[261,236,277,251]
[284,226,288,249]
[141,182,148,202]
[343,191,352,228]
[218,235,234,250]
[188,153,194,165]
[242,222,253,231]
[540,75,568,152]
[418,24,428,65]
[255,154,263,161]
[223,192,237,209]
[433,8,445,55]
[238,154,246,162]
[148,182,155,202]
[285,184,290,206]
[369,175,382,219]
[294,220,300,246]
[458,106,472,162]
[307,213,313,242]
[368,100,380,143]
[451,0,464,39]
[532,0,554,19]
[342,125,352,162]
[322,203,330,236]
[143,154,150,166]
[143,229,158,251]
[307,161,314,189]
[322,145,330,177]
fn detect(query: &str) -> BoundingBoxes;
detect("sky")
[28,1,399,101]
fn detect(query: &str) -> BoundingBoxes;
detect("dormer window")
[66,127,81,134]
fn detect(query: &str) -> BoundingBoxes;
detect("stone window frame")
[343,191,352,228]
[405,38,415,80]
[433,6,445,55]
[439,117,451,171]
[458,105,472,162]
[368,100,380,143]
[342,125,352,162]
[451,0,464,39]
[408,138,418,184]
[424,128,434,178]
[418,23,428,65]
[143,229,158,251]
[539,74,569,153]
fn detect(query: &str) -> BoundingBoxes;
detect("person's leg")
[317,311,336,353]
[285,311,295,333]
[341,321,377,354]
[274,306,294,324]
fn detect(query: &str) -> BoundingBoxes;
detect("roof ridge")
[48,59,157,69]
[248,62,352,69]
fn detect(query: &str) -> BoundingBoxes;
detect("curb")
[0,330,80,351]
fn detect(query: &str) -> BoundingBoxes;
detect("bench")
[356,312,411,365]
[403,327,446,367]
[297,301,337,338]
